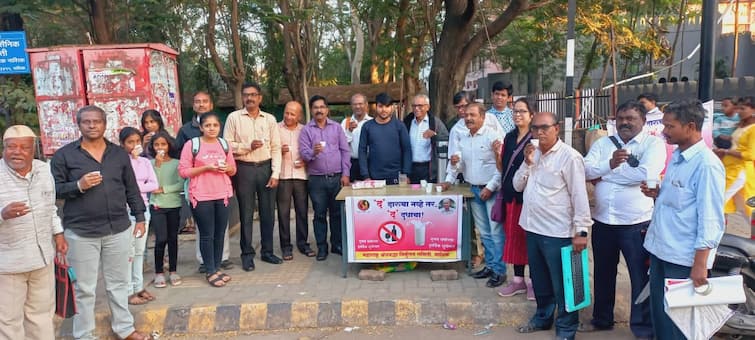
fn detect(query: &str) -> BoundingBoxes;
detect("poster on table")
[345,195,463,263]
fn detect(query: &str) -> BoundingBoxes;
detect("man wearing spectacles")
[512,112,592,340]
[341,94,372,181]
[224,82,283,270]
[402,94,448,184]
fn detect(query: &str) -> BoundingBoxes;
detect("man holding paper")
[582,100,666,339]
[512,111,592,340]
[641,99,725,340]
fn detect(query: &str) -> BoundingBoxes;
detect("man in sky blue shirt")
[641,99,725,340]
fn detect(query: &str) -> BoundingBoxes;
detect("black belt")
[312,172,342,178]
[237,159,271,167]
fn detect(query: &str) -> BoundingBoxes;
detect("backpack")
[184,137,230,203]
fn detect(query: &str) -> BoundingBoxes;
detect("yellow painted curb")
[188,305,217,334]
[340,299,368,326]
[394,299,419,325]
[239,303,267,330]
[291,301,319,328]
[136,308,167,333]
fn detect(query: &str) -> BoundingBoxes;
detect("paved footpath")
[55,213,749,339]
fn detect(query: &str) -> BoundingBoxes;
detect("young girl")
[119,127,159,304]
[178,112,236,287]
[140,109,168,157]
[149,131,185,288]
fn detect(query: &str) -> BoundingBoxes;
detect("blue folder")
[561,245,591,312]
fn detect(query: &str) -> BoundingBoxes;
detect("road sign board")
[0,31,31,74]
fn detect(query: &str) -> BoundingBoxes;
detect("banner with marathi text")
[345,195,463,262]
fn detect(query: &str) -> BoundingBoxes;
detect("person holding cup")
[179,112,237,287]
[52,105,151,340]
[440,103,506,288]
[276,101,315,259]
[140,109,169,158]
[582,100,666,338]
[119,127,159,305]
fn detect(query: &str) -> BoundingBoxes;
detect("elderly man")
[0,125,67,339]
[277,101,314,259]
[403,94,448,184]
[51,105,150,340]
[358,92,412,184]
[300,95,351,261]
[225,82,283,269]
[488,81,515,133]
[513,111,592,340]
[441,103,506,288]
[582,101,666,339]
[641,100,725,340]
[176,90,232,273]
[342,93,372,181]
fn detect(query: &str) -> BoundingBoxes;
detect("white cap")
[3,125,36,141]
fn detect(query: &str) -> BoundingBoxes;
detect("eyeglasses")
[513,110,529,115]
[242,93,261,98]
[530,123,557,132]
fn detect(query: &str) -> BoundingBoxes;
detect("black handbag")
[55,255,77,319]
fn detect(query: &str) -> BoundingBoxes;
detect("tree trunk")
[206,0,245,109]
[349,3,364,84]
[89,0,113,44]
[428,0,529,122]
[666,0,687,79]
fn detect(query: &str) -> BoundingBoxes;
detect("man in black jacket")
[403,94,449,183]
[51,105,150,340]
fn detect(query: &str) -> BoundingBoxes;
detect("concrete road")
[161,324,636,340]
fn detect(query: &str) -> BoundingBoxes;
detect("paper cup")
[319,141,327,147]
[425,185,433,194]
[436,185,443,193]
[530,139,540,147]
[646,179,658,189]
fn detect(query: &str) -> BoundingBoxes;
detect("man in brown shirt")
[224,82,282,270]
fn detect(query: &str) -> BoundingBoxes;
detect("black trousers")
[308,174,342,251]
[234,160,276,266]
[276,179,310,253]
[409,161,434,183]
[150,206,180,273]
[349,158,363,181]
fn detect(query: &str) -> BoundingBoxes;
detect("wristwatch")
[577,231,588,237]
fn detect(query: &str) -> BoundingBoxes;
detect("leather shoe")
[486,273,506,287]
[220,260,234,270]
[471,266,493,279]
[122,331,151,340]
[331,246,343,255]
[242,258,255,272]
[261,253,283,264]
[316,249,328,261]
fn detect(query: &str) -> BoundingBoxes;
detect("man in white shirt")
[0,125,68,339]
[403,94,448,184]
[441,103,506,288]
[637,93,662,122]
[512,111,592,340]
[341,93,372,181]
[582,101,666,339]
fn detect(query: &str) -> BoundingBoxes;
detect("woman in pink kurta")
[178,112,236,287]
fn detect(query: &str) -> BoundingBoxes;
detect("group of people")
[0,76,747,340]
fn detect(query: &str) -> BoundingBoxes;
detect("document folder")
[561,245,591,312]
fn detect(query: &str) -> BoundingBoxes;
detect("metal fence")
[527,88,612,130]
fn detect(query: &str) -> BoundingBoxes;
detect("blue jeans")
[192,200,229,275]
[526,231,578,339]
[469,186,506,275]
[308,174,342,251]
[649,255,689,340]
[591,221,652,338]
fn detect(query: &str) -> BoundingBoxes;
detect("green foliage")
[0,77,38,132]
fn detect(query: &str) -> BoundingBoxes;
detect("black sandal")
[300,248,316,257]
[217,272,231,283]
[516,322,549,333]
[206,273,226,287]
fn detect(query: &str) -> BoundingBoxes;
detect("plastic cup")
[436,185,443,193]
[319,141,327,147]
[420,180,428,188]
[217,159,227,168]
[530,139,540,147]
[646,179,658,189]
[425,185,432,194]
